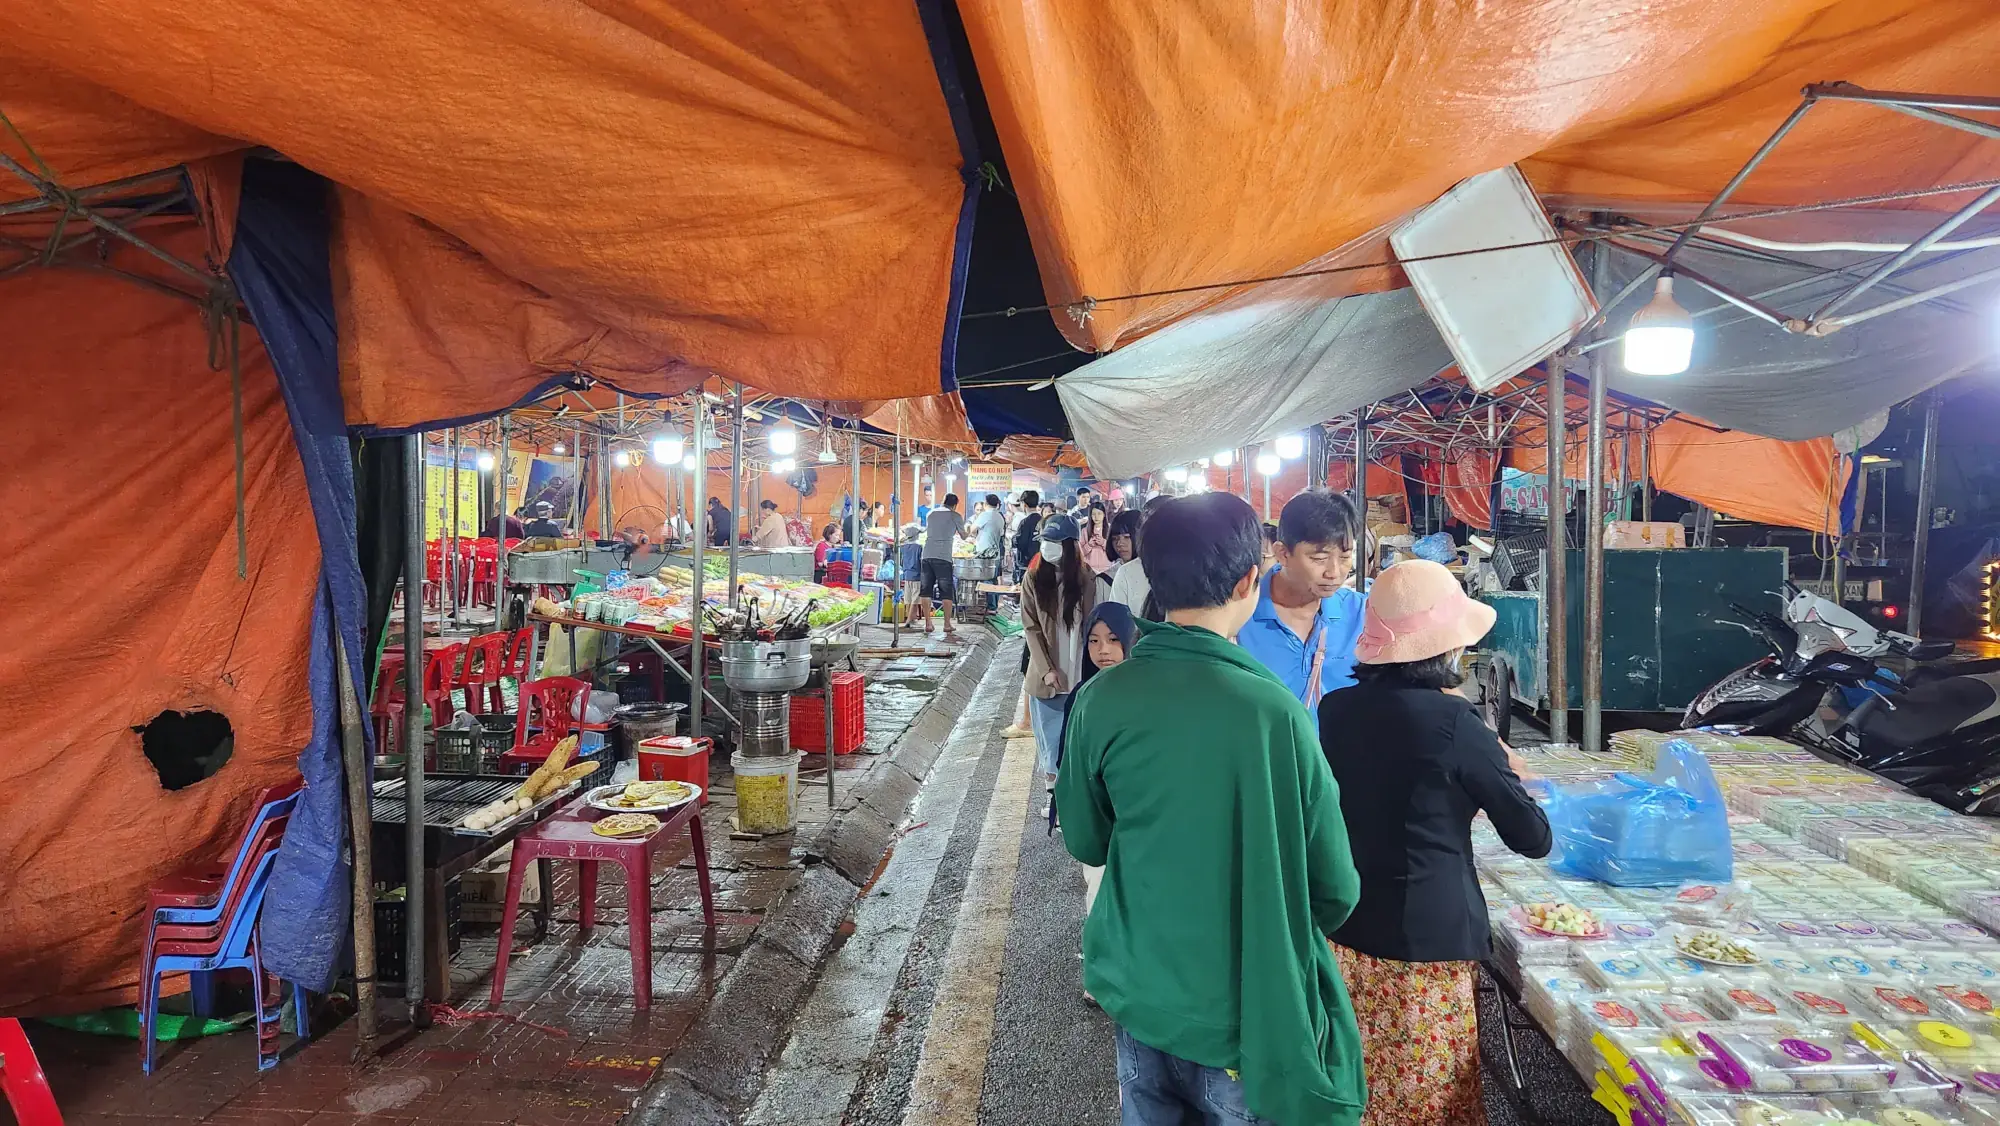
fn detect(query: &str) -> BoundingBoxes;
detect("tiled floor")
[14,633,965,1126]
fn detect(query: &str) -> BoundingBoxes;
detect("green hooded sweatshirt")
[1056,620,1366,1126]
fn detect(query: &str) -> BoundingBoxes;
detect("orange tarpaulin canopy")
[994,435,1088,471]
[0,222,318,1012]
[0,1,968,424]
[960,0,2000,354]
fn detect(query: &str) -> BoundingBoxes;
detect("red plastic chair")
[370,654,408,758]
[1,1017,63,1126]
[422,643,464,725]
[497,676,596,773]
[503,626,537,682]
[619,648,667,704]
[460,633,511,714]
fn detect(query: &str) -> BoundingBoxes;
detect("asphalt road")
[751,643,1611,1125]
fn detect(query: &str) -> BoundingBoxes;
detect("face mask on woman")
[1039,540,1065,564]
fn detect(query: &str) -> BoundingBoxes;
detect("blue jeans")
[1116,1028,1269,1125]
[1030,694,1070,777]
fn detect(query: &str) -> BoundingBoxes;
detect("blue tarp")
[229,160,368,990]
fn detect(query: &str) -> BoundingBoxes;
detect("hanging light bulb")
[911,455,925,467]
[1274,433,1306,460]
[771,458,797,474]
[1256,452,1282,477]
[552,441,567,455]
[1213,449,1235,468]
[681,452,699,472]
[651,433,684,464]
[1187,474,1209,493]
[768,423,798,456]
[476,451,497,471]
[1623,276,1695,376]
[1163,466,1190,483]
[818,434,839,463]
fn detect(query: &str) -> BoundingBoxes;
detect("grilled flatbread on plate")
[615,780,693,808]
[591,813,661,838]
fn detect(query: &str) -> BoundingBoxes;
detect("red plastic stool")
[488,798,714,1010]
[1,1017,63,1126]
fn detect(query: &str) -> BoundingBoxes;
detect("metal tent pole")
[891,417,903,646]
[1639,424,1653,523]
[850,418,863,550]
[1911,390,1942,635]
[401,434,428,1020]
[571,427,584,537]
[1584,351,1610,755]
[1546,367,1570,746]
[728,385,744,603]
[598,431,612,540]
[1261,445,1272,518]
[496,415,511,625]
[334,631,378,1056]
[1352,410,1369,584]
[447,428,461,624]
[689,400,707,741]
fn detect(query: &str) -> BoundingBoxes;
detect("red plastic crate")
[790,672,865,754]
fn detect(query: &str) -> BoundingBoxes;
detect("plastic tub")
[733,751,799,834]
[613,701,684,761]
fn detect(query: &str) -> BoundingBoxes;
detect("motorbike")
[1683,583,2000,814]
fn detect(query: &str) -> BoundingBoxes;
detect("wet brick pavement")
[12,625,968,1126]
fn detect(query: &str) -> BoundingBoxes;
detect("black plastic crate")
[429,722,514,774]
[374,879,462,987]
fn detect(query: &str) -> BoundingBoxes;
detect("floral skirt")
[1332,944,1486,1126]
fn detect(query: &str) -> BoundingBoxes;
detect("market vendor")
[1236,489,1366,707]
[522,501,564,538]
[750,499,790,548]
[490,507,527,540]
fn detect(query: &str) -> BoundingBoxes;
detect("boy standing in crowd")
[1236,490,1367,708]
[1057,492,1366,1126]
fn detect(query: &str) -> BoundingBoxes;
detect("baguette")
[553,761,598,786]
[544,734,579,775]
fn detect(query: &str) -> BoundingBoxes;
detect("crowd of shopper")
[1043,486,1548,1126]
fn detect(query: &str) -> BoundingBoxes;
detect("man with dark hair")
[916,492,965,637]
[973,492,1006,560]
[1070,485,1094,520]
[1238,488,1367,706]
[522,501,563,539]
[1057,492,1365,1126]
[1011,489,1042,583]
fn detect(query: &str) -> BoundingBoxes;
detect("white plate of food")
[1511,902,1608,939]
[1673,928,1762,967]
[585,779,701,814]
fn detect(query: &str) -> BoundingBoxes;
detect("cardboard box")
[460,846,539,924]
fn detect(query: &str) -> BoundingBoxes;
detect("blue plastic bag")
[1545,738,1733,887]
[1411,532,1458,564]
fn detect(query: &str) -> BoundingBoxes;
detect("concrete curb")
[626,632,1001,1126]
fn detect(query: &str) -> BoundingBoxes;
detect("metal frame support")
[1352,411,1370,585]
[1545,366,1569,746]
[728,385,744,603]
[689,400,708,741]
[496,414,511,625]
[1911,390,1942,635]
[891,414,903,647]
[400,434,428,1021]
[1583,351,1609,754]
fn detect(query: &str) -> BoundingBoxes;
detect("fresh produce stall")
[1485,731,2000,1126]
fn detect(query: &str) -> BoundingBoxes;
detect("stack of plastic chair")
[140,779,307,1074]
[1,1016,63,1126]
[423,541,445,610]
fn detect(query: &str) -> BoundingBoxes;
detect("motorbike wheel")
[1481,656,1513,745]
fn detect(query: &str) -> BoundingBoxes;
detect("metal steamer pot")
[718,638,812,692]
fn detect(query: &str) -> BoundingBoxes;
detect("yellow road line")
[899,730,1038,1126]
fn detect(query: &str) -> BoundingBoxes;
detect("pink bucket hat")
[1353,559,1497,665]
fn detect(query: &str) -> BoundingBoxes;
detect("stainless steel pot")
[719,638,813,692]
[954,555,1000,582]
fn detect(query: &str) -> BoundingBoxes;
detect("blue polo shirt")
[1236,569,1368,707]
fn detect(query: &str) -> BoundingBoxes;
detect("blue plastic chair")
[152,787,300,926]
[141,851,298,1074]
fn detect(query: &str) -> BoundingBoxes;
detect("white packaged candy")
[1580,947,1674,991]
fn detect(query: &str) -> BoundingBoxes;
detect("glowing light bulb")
[1274,433,1306,460]
[1623,276,1694,376]
[475,451,497,471]
[681,452,698,472]
[1256,452,1281,477]
[1213,449,1235,467]
[1163,466,1190,483]
[552,442,566,455]
[651,434,684,464]
[768,424,797,456]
